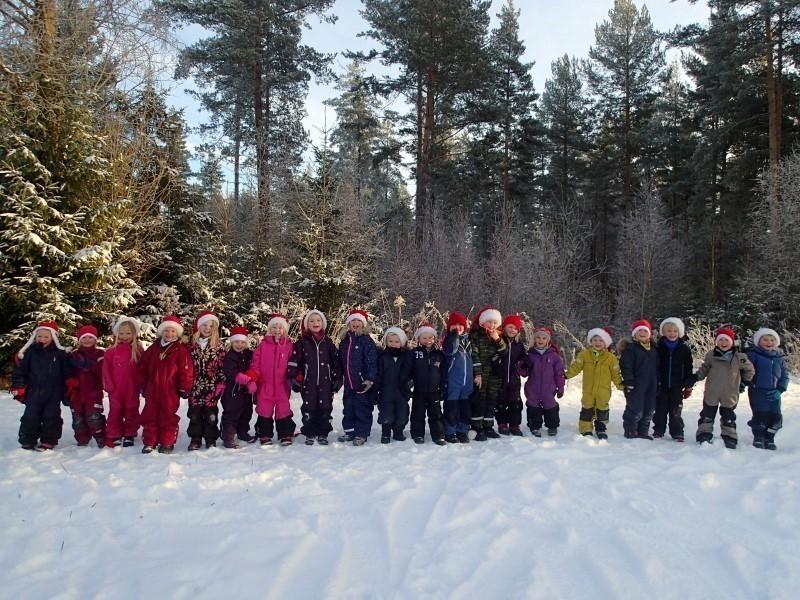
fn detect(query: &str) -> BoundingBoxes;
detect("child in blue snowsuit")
[442,311,473,444]
[337,309,378,443]
[747,328,789,450]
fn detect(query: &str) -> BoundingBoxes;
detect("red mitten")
[682,387,693,399]
[244,369,260,383]
[246,381,257,395]
[65,377,80,401]
[10,387,26,404]
[234,372,250,385]
[214,382,226,398]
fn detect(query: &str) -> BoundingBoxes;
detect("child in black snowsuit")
[220,326,256,448]
[653,318,694,441]
[377,327,413,444]
[11,321,74,450]
[620,320,660,440]
[410,323,445,445]
[493,314,526,436]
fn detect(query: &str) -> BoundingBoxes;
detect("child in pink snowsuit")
[251,314,296,445]
[68,325,106,447]
[103,316,144,447]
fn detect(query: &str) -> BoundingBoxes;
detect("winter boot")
[722,435,737,449]
[238,433,257,444]
[224,440,239,449]
[673,436,685,443]
[413,437,425,444]
[498,423,510,436]
[393,428,407,442]
[510,425,523,436]
[188,439,202,451]
[445,434,459,444]
[141,445,155,454]
[123,437,135,447]
[20,443,36,451]
[434,438,446,446]
[484,420,500,438]
[752,433,766,449]
[353,436,367,446]
[316,435,328,446]
[474,430,488,442]
[337,432,355,443]
[456,432,470,444]
[764,432,777,451]
[281,436,294,446]
[597,431,608,440]
[624,430,638,439]
[381,424,391,444]
[637,432,653,440]
[547,428,558,437]
[259,437,272,446]
[582,431,593,437]
[158,445,174,454]
[77,441,89,447]
[531,429,542,438]
[652,432,664,439]
[304,436,315,446]
[206,440,216,449]
[696,431,713,444]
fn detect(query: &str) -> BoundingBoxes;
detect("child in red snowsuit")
[67,325,106,447]
[103,316,144,447]
[139,315,193,454]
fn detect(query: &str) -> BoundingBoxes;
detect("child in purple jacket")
[516,326,565,437]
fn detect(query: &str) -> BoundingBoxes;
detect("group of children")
[8,308,789,453]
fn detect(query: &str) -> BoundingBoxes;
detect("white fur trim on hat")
[157,319,184,338]
[414,325,437,340]
[659,317,685,338]
[631,324,651,339]
[345,312,368,327]
[112,316,141,337]
[303,310,328,331]
[268,315,290,332]
[753,327,780,347]
[715,333,734,346]
[478,308,502,327]
[587,328,612,348]
[228,334,249,343]
[17,326,63,358]
[196,313,219,329]
[383,326,408,347]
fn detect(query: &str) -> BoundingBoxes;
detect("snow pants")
[71,397,106,446]
[187,403,219,445]
[106,391,140,442]
[141,393,180,448]
[578,395,609,435]
[410,391,443,441]
[19,396,63,447]
[255,414,296,440]
[496,382,523,428]
[300,394,333,438]
[527,402,560,432]
[470,377,500,432]
[697,402,738,443]
[653,386,684,438]
[622,380,657,436]
[221,394,253,444]
[378,394,409,432]
[748,389,782,443]
[342,387,374,438]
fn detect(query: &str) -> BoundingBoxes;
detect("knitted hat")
[414,323,437,340]
[659,317,685,338]
[753,327,780,347]
[502,314,523,331]
[715,327,736,346]
[587,327,613,348]
[474,305,502,329]
[383,326,408,347]
[447,311,468,330]
[345,308,369,327]
[228,326,250,344]
[194,310,219,332]
[112,316,141,337]
[533,326,553,339]
[267,313,290,333]
[302,309,328,333]
[157,315,184,338]
[76,324,99,342]
[17,321,63,358]
[631,320,653,338]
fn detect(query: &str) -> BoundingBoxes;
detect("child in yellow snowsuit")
[566,328,623,439]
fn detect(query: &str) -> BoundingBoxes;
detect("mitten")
[556,390,564,399]
[682,387,693,399]
[179,390,190,400]
[246,381,257,395]
[10,387,26,404]
[357,380,373,394]
[739,381,748,394]
[244,369,260,383]
[291,381,302,393]
[214,382,226,397]
[234,372,250,386]
[65,377,80,402]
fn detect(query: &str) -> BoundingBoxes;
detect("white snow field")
[1,380,798,600]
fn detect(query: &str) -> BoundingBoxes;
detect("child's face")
[117,324,134,344]
[199,321,214,337]
[534,333,550,349]
[758,335,777,351]
[35,330,52,346]
[269,323,286,338]
[80,336,96,348]
[308,314,324,332]
[418,332,435,347]
[349,320,364,334]
[450,324,465,335]
[590,336,606,351]
[504,324,518,338]
[232,339,249,352]
[634,329,651,343]
[162,326,179,342]
[386,334,402,349]
[662,324,680,341]
[717,336,733,351]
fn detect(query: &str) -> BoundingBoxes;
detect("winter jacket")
[139,340,194,404]
[69,346,105,408]
[566,347,623,403]
[222,348,255,407]
[251,336,293,404]
[377,347,413,405]
[517,346,566,406]
[656,338,694,390]
[620,341,659,390]
[188,340,226,407]
[410,345,445,395]
[339,331,379,391]
[746,347,789,392]
[693,348,755,408]
[287,334,343,409]
[470,329,506,396]
[12,342,74,405]
[103,343,143,401]
[442,331,474,398]
[492,336,526,386]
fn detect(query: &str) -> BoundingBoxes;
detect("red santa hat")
[302,309,328,333]
[587,327,613,348]
[345,308,369,327]
[753,327,780,347]
[18,320,63,358]
[473,305,503,329]
[533,326,553,339]
[502,314,523,331]
[631,319,653,338]
[413,323,438,340]
[447,311,468,331]
[383,326,408,347]
[267,313,290,333]
[157,315,184,338]
[76,324,98,342]
[715,327,736,346]
[228,326,250,344]
[193,310,219,332]
[112,316,141,337]
[659,317,685,338]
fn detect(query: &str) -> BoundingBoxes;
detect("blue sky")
[168,0,710,189]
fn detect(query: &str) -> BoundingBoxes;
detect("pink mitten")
[234,372,250,385]
[247,381,257,394]
[215,382,226,397]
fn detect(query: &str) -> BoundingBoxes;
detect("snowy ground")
[1,380,798,600]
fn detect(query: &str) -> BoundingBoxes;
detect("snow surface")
[1,381,799,599]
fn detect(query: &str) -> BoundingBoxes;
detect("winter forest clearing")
[1,382,798,599]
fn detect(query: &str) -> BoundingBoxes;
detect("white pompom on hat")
[753,327,780,347]
[659,317,685,338]
[383,326,408,347]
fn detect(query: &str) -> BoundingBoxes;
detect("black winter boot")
[381,424,391,444]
